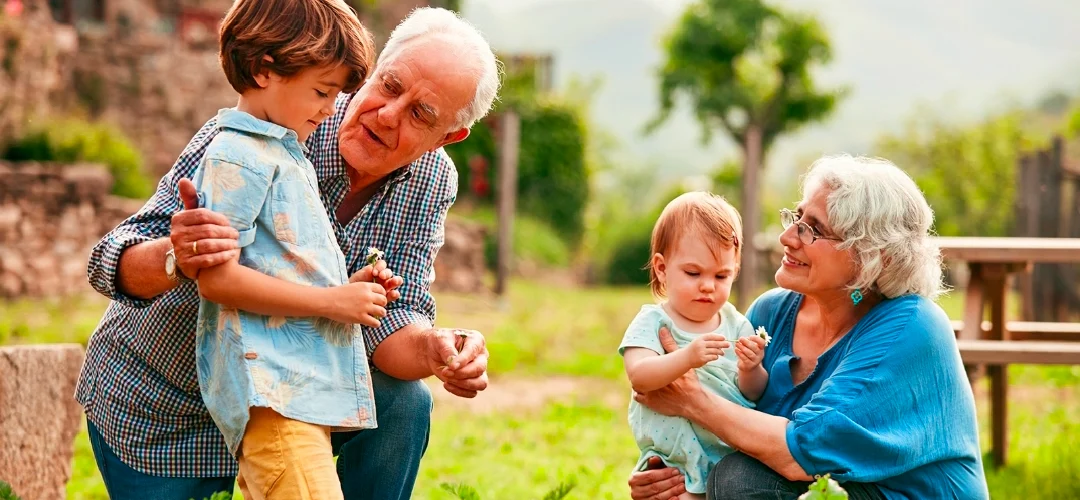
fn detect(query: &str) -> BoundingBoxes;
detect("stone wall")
[0,161,144,298]
[0,2,78,143]
[0,160,487,299]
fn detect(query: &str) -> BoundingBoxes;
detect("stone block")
[0,344,85,500]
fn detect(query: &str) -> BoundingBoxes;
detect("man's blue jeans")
[88,371,433,500]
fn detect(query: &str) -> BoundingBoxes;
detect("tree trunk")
[736,125,763,310]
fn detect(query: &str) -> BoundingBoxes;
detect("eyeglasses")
[780,208,843,246]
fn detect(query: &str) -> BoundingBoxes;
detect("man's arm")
[87,119,236,304]
[364,151,488,397]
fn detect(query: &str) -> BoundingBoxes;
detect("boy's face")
[652,233,737,324]
[337,37,473,177]
[260,65,352,142]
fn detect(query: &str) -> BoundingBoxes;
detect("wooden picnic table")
[933,236,1080,467]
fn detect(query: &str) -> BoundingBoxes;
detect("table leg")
[984,264,1009,467]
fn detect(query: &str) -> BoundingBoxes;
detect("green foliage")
[798,474,847,499]
[603,214,655,286]
[446,100,590,245]
[450,208,571,271]
[440,483,481,500]
[0,480,22,500]
[875,110,1033,237]
[649,0,846,154]
[3,119,153,199]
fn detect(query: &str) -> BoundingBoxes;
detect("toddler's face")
[654,234,737,323]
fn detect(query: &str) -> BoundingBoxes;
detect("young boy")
[619,192,770,499]
[189,1,382,498]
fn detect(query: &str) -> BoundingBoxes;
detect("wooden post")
[494,111,520,296]
[736,125,762,310]
[1015,154,1036,320]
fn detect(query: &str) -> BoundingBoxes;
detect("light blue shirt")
[619,303,757,494]
[191,108,376,455]
[748,288,989,500]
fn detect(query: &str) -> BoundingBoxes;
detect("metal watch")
[165,248,191,283]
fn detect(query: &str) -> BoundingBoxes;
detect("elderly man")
[76,7,499,500]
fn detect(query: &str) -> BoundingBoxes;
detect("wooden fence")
[1014,136,1080,321]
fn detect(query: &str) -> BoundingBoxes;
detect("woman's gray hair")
[802,154,945,299]
[378,7,501,130]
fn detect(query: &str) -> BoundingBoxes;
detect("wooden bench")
[954,339,1080,470]
[951,320,1080,342]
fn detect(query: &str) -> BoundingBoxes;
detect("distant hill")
[462,0,1080,183]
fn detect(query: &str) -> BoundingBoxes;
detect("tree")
[649,0,845,307]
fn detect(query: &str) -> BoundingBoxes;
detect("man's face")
[338,38,476,177]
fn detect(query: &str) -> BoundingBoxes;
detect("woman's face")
[774,185,859,298]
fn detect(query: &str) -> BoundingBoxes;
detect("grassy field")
[2,280,1078,499]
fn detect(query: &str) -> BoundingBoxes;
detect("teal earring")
[850,289,864,306]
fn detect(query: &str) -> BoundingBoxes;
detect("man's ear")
[252,54,275,88]
[436,128,470,149]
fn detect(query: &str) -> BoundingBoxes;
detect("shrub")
[3,119,153,199]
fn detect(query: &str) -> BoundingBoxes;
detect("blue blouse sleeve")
[784,296,976,482]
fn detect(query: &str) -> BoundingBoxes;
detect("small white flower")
[365,247,384,266]
[756,326,772,346]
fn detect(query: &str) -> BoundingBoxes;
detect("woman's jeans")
[707,452,887,500]
[88,371,432,500]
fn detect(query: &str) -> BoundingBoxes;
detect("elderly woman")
[628,155,989,500]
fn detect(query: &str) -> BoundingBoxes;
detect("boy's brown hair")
[647,191,743,297]
[219,0,375,94]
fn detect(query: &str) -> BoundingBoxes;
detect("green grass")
[2,280,1077,498]
[418,403,637,499]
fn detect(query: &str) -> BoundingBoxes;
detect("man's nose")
[376,98,405,128]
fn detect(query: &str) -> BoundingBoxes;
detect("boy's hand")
[735,335,767,371]
[325,282,388,327]
[349,260,404,302]
[682,332,728,369]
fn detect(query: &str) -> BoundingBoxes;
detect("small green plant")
[440,482,481,500]
[3,118,153,199]
[0,479,23,500]
[438,480,576,500]
[798,474,848,499]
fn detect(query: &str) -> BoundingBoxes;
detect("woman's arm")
[634,327,812,482]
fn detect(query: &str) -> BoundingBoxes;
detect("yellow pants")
[236,406,343,500]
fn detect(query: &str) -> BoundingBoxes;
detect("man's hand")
[172,178,240,279]
[349,260,404,302]
[423,328,489,398]
[628,456,686,500]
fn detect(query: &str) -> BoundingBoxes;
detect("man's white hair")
[802,154,945,299]
[379,7,501,130]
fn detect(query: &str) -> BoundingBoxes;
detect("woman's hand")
[634,326,710,418]
[628,456,686,500]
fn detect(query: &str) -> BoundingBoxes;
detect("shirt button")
[244,352,258,360]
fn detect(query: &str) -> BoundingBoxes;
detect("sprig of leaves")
[798,474,848,500]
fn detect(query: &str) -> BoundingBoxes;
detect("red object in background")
[4,0,23,17]
[178,8,221,46]
[469,155,490,198]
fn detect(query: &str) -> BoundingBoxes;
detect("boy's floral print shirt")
[192,109,375,455]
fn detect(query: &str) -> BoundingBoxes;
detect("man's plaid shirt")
[75,92,457,477]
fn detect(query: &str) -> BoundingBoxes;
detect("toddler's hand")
[735,335,767,371]
[683,332,728,368]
